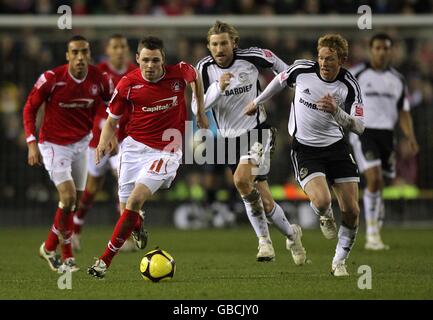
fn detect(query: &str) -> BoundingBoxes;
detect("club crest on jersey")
[90,84,99,96]
[171,80,182,92]
[299,167,308,180]
[238,72,249,83]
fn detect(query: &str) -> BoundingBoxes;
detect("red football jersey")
[89,61,136,148]
[108,62,197,151]
[23,64,112,145]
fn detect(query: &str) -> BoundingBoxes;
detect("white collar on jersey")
[68,69,88,83]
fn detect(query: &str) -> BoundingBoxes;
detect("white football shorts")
[38,134,91,190]
[118,136,182,203]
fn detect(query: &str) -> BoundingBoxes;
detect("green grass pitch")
[1,226,432,299]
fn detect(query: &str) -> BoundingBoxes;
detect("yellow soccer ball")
[140,248,176,282]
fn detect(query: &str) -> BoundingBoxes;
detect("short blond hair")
[317,34,348,61]
[207,20,240,45]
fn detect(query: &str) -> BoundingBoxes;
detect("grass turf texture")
[0,226,432,299]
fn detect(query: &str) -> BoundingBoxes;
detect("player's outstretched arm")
[96,116,119,164]
[244,74,286,116]
[190,70,209,129]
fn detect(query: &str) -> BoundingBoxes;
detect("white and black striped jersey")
[281,59,364,147]
[193,47,288,138]
[349,62,410,130]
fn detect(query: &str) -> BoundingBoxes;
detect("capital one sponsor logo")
[59,99,94,108]
[142,96,178,113]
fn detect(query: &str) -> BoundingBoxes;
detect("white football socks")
[266,203,295,240]
[363,189,381,237]
[332,223,358,265]
[242,188,270,241]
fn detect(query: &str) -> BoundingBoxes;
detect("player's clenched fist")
[219,72,234,91]
[316,94,338,114]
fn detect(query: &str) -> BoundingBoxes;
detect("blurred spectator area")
[0,11,432,208]
[0,0,433,15]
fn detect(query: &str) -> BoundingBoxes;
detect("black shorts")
[206,123,276,182]
[290,138,360,189]
[350,129,395,177]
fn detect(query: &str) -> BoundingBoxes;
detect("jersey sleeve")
[260,48,289,74]
[108,77,129,119]
[179,61,197,83]
[22,70,55,143]
[192,59,221,114]
[343,72,364,122]
[397,79,410,111]
[278,59,316,87]
[253,73,287,106]
[236,47,288,74]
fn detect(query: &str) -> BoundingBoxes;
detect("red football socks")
[73,190,95,234]
[60,210,74,260]
[100,209,140,267]
[44,207,62,252]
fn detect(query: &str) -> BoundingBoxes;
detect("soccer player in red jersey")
[88,36,208,278]
[23,35,113,272]
[72,34,137,252]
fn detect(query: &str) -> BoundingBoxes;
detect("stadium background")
[0,0,432,229]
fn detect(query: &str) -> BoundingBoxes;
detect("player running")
[193,21,306,266]
[88,36,208,278]
[244,34,365,276]
[23,35,113,272]
[349,33,419,250]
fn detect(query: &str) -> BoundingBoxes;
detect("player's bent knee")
[233,176,252,194]
[234,179,253,194]
[342,203,360,222]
